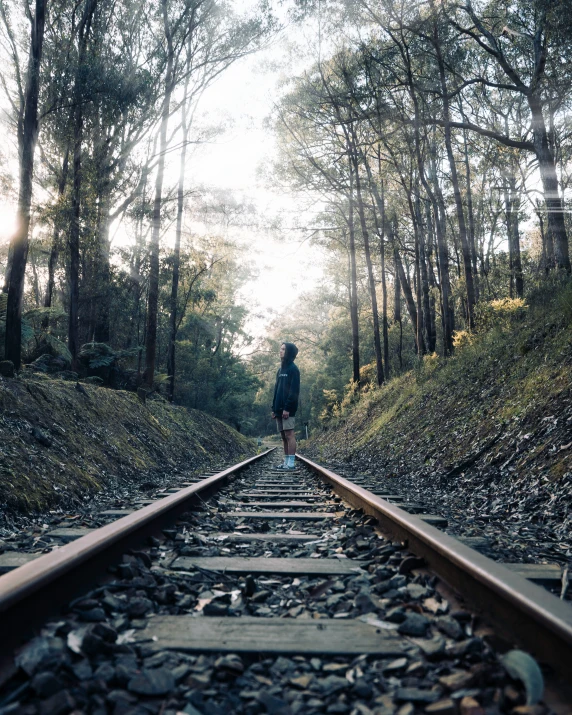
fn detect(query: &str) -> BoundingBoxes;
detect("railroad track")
[0,450,570,714]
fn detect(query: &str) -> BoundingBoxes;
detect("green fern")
[23,307,67,323]
[79,342,140,369]
[45,334,72,362]
[79,342,116,368]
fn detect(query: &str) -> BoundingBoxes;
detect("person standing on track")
[271,341,300,470]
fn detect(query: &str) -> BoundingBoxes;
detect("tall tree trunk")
[409,190,425,355]
[4,0,47,369]
[503,173,524,299]
[417,127,454,355]
[365,166,389,377]
[145,0,174,388]
[395,246,424,354]
[528,95,570,272]
[166,127,188,402]
[425,202,438,352]
[352,149,384,386]
[93,189,112,342]
[44,148,69,314]
[462,127,479,300]
[68,0,97,371]
[536,206,551,273]
[434,22,476,328]
[347,165,360,386]
[167,42,194,403]
[417,190,435,353]
[390,222,403,371]
[371,176,389,379]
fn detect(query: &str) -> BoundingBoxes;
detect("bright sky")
[185,31,327,338]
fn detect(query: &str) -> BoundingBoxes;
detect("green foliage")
[79,342,140,369]
[555,278,572,324]
[22,307,71,362]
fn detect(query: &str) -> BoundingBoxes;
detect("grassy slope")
[0,375,254,512]
[308,284,572,538]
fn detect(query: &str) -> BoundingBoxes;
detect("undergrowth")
[311,277,572,480]
[0,376,254,513]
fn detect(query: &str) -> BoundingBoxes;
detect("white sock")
[287,455,295,467]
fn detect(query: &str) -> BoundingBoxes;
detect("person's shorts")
[276,415,296,432]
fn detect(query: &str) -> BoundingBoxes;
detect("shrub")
[475,298,528,333]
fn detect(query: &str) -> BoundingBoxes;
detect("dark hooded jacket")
[272,342,300,417]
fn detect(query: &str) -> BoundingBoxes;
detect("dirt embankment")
[0,375,254,513]
[306,292,572,559]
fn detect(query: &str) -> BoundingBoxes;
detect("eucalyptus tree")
[144,0,272,388]
[450,0,572,273]
[274,71,363,384]
[165,3,267,400]
[1,0,48,369]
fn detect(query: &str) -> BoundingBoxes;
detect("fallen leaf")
[500,650,544,705]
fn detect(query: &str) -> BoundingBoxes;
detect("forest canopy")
[1,0,571,437]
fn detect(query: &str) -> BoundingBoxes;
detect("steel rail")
[0,449,274,657]
[297,453,572,677]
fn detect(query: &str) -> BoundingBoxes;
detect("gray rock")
[446,637,483,658]
[382,657,408,673]
[396,687,441,703]
[72,659,93,681]
[354,590,377,614]
[270,656,293,674]
[319,675,349,696]
[182,703,205,715]
[127,597,153,617]
[94,662,115,682]
[107,689,138,705]
[172,663,191,682]
[414,636,446,660]
[405,583,428,599]
[214,654,244,674]
[128,667,176,695]
[79,607,106,622]
[374,580,392,595]
[39,690,76,715]
[257,690,290,714]
[388,575,407,589]
[79,631,104,656]
[102,593,126,613]
[435,616,463,640]
[92,622,117,642]
[352,677,373,699]
[15,637,68,676]
[203,601,229,616]
[397,612,430,637]
[115,661,139,686]
[326,593,345,608]
[385,607,406,624]
[31,671,63,697]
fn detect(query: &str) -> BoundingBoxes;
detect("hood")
[281,342,298,365]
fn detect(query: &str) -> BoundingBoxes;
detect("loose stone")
[127,667,176,695]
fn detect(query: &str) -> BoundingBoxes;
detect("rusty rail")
[297,453,572,678]
[0,449,274,655]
